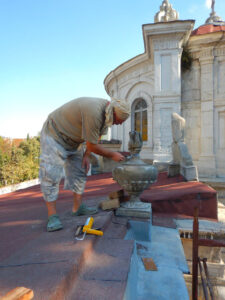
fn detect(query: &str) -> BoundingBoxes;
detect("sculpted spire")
[154,0,179,23]
[205,0,225,25]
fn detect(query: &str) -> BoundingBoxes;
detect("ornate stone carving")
[153,38,179,50]
[154,0,179,23]
[214,47,225,57]
[128,131,143,154]
[112,131,158,217]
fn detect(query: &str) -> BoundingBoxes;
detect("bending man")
[39,97,130,232]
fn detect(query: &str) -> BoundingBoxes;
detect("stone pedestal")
[125,219,152,241]
[116,202,152,219]
[180,165,198,181]
[168,163,180,176]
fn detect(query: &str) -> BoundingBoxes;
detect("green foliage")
[181,46,193,72]
[0,136,40,187]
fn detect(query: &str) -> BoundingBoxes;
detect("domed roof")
[191,0,225,36]
[191,24,225,36]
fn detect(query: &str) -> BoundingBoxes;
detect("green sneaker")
[72,203,98,216]
[47,214,63,232]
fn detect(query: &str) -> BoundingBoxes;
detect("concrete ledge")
[200,177,225,198]
[0,179,40,195]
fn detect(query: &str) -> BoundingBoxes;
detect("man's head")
[113,109,124,125]
[105,98,130,126]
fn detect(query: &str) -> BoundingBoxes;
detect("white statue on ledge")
[168,112,198,181]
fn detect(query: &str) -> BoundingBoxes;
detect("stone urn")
[112,131,158,216]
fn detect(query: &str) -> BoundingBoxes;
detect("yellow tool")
[83,217,103,236]
[75,217,103,240]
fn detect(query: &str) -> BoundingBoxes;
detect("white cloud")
[205,0,212,9]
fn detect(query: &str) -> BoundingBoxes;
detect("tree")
[0,136,40,187]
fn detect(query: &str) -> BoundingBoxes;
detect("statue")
[211,0,215,13]
[168,113,198,181]
[205,0,224,25]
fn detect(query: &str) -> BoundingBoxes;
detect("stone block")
[153,160,169,172]
[116,203,152,219]
[168,163,180,177]
[108,189,124,200]
[180,165,198,181]
[99,198,120,210]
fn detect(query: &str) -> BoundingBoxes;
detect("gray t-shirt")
[45,97,109,150]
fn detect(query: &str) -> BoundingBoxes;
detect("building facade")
[104,0,225,180]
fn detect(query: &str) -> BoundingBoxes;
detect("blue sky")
[0,0,224,138]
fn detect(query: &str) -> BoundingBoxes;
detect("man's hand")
[82,153,90,174]
[111,152,125,162]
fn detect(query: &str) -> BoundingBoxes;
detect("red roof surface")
[191,24,225,36]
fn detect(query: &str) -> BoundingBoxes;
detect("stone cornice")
[142,20,195,56]
[104,20,194,95]
[190,46,225,61]
[198,48,214,64]
[214,47,225,57]
[181,100,201,109]
[214,98,225,107]
[142,20,195,37]
[189,31,225,46]
[153,94,181,104]
[199,56,214,64]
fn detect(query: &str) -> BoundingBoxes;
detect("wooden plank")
[192,207,199,300]
[198,238,225,247]
[141,257,157,271]
[1,287,34,300]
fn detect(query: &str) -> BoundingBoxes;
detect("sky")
[0,0,225,138]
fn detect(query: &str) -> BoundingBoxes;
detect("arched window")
[131,98,148,141]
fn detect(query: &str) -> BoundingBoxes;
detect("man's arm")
[86,141,125,162]
[81,141,125,174]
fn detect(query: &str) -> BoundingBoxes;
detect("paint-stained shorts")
[39,129,86,202]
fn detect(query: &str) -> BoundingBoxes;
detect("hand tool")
[75,217,103,240]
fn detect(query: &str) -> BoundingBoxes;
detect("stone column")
[198,50,216,177]
[152,37,183,162]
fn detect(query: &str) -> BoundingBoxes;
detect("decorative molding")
[104,53,148,92]
[125,81,154,100]
[153,37,180,50]
[214,98,225,107]
[214,47,225,57]
[181,101,201,110]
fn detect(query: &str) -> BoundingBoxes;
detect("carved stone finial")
[211,0,215,13]
[128,131,143,156]
[205,0,225,25]
[154,0,179,23]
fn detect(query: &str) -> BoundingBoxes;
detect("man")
[39,97,130,232]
